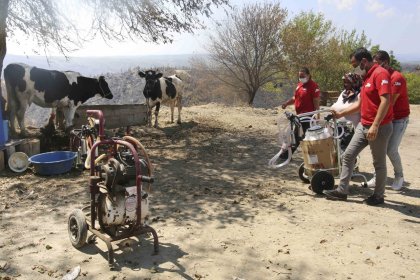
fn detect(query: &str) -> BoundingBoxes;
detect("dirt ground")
[0,103,419,280]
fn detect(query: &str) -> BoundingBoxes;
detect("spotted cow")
[138,70,183,128]
[4,63,113,136]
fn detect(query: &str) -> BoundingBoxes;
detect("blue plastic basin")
[29,151,77,175]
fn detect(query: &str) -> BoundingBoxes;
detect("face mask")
[299,77,308,84]
[353,64,366,77]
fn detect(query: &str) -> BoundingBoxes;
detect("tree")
[207,2,288,105]
[370,45,402,71]
[0,0,230,105]
[282,11,370,91]
[405,72,420,104]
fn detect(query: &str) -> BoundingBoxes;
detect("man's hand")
[331,110,343,119]
[367,125,379,141]
[281,103,287,109]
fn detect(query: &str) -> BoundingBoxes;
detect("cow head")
[138,70,163,98]
[98,76,113,99]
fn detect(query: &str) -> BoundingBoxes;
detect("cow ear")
[138,71,145,77]
[99,76,105,81]
[156,73,163,79]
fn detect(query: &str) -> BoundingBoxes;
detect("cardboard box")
[301,137,338,176]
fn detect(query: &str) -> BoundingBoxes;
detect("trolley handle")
[138,175,155,183]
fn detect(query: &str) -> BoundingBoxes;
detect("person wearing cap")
[366,50,410,190]
[331,73,363,128]
[281,67,320,155]
[324,47,393,206]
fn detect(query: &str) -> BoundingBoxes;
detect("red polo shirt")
[388,68,410,120]
[294,79,320,114]
[360,64,393,126]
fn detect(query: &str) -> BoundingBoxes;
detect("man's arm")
[391,93,400,105]
[313,97,320,110]
[366,94,390,141]
[332,98,361,118]
[282,97,295,109]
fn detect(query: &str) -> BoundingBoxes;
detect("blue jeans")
[337,122,393,198]
[387,117,409,178]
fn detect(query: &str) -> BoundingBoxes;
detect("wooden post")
[0,150,4,171]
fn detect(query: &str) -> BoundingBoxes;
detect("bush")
[405,72,420,104]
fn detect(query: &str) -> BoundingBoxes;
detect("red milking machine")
[67,110,158,268]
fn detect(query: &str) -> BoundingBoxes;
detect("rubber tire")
[298,163,310,183]
[310,171,335,195]
[68,209,88,249]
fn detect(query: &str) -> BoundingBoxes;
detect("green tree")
[282,12,370,92]
[370,45,402,71]
[207,2,288,105]
[405,72,420,104]
[0,0,230,102]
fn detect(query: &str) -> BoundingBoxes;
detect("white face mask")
[299,77,308,84]
[354,60,367,77]
[353,65,366,77]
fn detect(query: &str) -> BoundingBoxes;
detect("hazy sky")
[7,0,420,60]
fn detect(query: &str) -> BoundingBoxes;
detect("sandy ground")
[0,103,419,280]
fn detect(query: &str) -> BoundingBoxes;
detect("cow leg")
[13,94,30,137]
[177,96,182,124]
[55,108,66,131]
[7,98,18,137]
[146,99,152,127]
[63,106,76,133]
[16,105,28,137]
[170,102,175,123]
[154,102,160,128]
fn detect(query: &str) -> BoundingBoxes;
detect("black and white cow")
[138,70,183,128]
[4,63,113,136]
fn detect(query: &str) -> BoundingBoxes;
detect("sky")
[6,0,420,61]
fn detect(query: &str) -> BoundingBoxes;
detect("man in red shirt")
[366,50,410,190]
[281,67,320,155]
[325,47,393,205]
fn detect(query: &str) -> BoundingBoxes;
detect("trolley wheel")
[310,171,335,195]
[68,209,88,249]
[298,163,310,183]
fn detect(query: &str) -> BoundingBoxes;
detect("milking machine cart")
[67,110,158,268]
[268,109,367,194]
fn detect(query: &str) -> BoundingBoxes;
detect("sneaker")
[366,177,376,188]
[363,195,384,206]
[391,177,404,191]
[324,189,348,201]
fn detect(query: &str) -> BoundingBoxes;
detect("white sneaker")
[391,177,404,191]
[366,177,376,188]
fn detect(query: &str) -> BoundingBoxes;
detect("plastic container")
[3,120,9,143]
[0,120,6,146]
[304,125,331,141]
[29,151,77,175]
[8,152,29,173]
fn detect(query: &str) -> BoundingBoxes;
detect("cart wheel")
[298,163,310,183]
[310,171,334,195]
[68,209,88,249]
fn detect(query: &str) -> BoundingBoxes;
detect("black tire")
[298,163,310,183]
[68,209,88,249]
[310,171,335,195]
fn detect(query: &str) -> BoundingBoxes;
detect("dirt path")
[1,104,419,280]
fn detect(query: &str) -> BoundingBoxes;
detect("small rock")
[46,245,53,250]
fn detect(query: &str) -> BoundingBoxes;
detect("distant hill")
[3,53,208,76]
